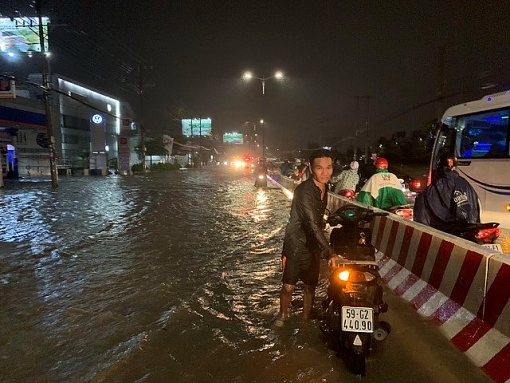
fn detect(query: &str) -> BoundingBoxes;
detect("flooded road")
[0,168,492,383]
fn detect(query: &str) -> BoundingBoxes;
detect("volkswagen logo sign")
[91,114,103,124]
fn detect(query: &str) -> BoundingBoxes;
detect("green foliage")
[145,137,169,157]
[134,136,169,161]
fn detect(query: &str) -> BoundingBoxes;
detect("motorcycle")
[447,221,501,252]
[389,205,501,251]
[321,204,390,376]
[254,172,267,188]
[388,204,414,220]
[338,189,356,199]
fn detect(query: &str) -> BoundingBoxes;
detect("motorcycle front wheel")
[350,352,366,376]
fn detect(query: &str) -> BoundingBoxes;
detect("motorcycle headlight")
[337,269,376,283]
[338,270,350,281]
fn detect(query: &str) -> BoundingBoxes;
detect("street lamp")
[243,70,284,95]
[242,70,284,160]
[260,119,265,160]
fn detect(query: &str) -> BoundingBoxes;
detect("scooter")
[337,189,356,199]
[389,205,501,251]
[448,221,501,252]
[388,204,414,220]
[254,172,267,188]
[321,204,390,376]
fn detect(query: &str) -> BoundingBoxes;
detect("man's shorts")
[282,249,320,286]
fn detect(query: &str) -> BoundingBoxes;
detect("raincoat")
[332,169,359,193]
[356,168,407,210]
[413,170,480,232]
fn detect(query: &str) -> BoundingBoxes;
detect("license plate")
[342,306,374,333]
[482,243,502,252]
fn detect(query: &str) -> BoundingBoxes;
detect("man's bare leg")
[277,283,295,324]
[303,284,316,320]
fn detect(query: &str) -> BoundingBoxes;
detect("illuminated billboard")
[0,17,50,53]
[223,132,244,145]
[181,118,212,137]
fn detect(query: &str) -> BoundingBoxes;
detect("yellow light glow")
[256,190,267,204]
[338,270,350,281]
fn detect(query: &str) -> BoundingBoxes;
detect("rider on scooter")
[413,154,480,232]
[355,158,407,210]
[332,160,360,195]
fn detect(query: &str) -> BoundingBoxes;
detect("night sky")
[2,0,510,152]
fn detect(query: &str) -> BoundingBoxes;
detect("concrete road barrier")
[327,193,510,383]
[278,174,300,191]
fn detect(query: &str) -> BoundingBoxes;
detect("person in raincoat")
[332,160,360,194]
[356,157,407,210]
[413,155,480,232]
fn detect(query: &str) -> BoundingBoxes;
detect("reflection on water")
[1,169,336,383]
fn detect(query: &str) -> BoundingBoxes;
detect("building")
[0,73,138,178]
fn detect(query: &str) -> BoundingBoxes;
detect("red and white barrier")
[327,194,510,383]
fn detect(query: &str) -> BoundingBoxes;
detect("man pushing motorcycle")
[276,149,342,327]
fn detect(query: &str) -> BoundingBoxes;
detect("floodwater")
[0,168,298,383]
[0,168,493,383]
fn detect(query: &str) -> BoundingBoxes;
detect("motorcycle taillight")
[343,190,354,198]
[475,227,500,241]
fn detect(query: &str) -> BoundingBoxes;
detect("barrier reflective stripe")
[481,260,510,328]
[428,240,454,289]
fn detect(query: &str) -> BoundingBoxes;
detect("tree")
[135,136,168,166]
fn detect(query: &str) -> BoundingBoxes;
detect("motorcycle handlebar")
[326,209,388,226]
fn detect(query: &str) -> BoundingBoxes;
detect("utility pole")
[363,95,371,165]
[36,0,58,188]
[138,64,146,172]
[199,118,202,167]
[355,95,371,164]
[137,64,154,172]
[437,45,447,122]
[354,96,359,160]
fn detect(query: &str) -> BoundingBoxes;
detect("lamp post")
[242,70,284,160]
[260,119,265,160]
[243,71,283,95]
